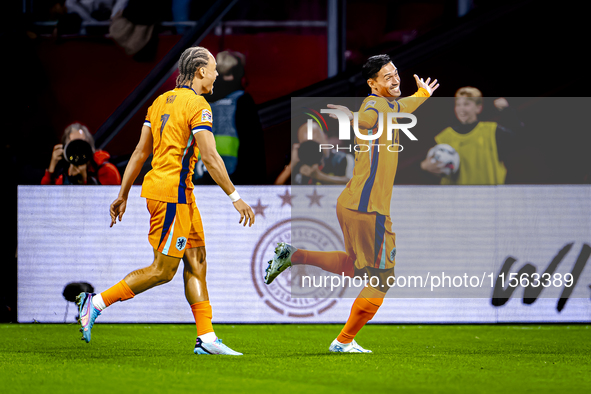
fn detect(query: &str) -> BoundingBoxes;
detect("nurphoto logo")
[306,108,418,153]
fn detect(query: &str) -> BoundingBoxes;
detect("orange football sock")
[337,286,384,344]
[190,301,214,337]
[100,280,135,308]
[291,250,354,277]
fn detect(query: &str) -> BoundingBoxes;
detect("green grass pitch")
[1,324,589,393]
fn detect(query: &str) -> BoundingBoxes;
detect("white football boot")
[264,242,297,285]
[329,339,372,353]
[194,337,243,356]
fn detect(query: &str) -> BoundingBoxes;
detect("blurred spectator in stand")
[274,122,354,185]
[421,87,523,185]
[109,0,169,61]
[41,123,121,185]
[172,0,191,34]
[194,50,267,185]
[53,0,128,36]
[65,0,128,23]
[52,0,82,36]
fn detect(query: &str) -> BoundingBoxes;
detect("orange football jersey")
[141,86,213,204]
[337,88,430,216]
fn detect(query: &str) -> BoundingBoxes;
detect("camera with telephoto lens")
[64,139,93,166]
[297,140,323,166]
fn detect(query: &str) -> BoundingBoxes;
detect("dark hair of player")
[176,46,211,88]
[362,54,392,80]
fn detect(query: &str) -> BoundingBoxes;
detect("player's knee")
[186,246,206,262]
[163,269,177,283]
[184,264,206,281]
[340,254,355,277]
[150,251,181,283]
[183,247,207,276]
[152,266,177,284]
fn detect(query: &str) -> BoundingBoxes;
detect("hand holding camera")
[48,144,65,174]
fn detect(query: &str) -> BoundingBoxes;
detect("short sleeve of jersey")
[190,99,213,134]
[144,105,153,129]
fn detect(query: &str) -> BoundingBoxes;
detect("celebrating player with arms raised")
[265,54,438,353]
[76,46,255,356]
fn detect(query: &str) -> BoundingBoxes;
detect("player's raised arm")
[398,74,440,114]
[194,129,255,227]
[326,104,353,121]
[110,125,153,227]
[326,103,378,130]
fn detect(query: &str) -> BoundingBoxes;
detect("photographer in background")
[291,140,323,185]
[275,121,353,185]
[41,123,121,185]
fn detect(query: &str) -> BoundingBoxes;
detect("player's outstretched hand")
[413,74,439,96]
[110,197,127,227]
[233,199,255,227]
[326,104,353,121]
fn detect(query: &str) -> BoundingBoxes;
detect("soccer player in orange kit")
[265,54,438,353]
[76,46,255,356]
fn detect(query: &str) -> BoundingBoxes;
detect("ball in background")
[427,144,460,176]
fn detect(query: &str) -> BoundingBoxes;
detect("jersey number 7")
[160,114,170,137]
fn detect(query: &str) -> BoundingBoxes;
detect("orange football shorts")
[336,202,396,270]
[146,199,205,258]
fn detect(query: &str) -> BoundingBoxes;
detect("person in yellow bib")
[421,87,521,185]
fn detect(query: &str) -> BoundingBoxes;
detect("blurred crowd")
[35,0,199,59]
[14,1,587,187]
